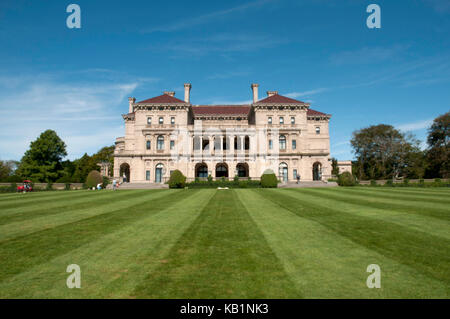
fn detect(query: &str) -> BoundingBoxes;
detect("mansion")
[114,83,332,183]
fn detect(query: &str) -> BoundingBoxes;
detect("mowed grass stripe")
[0,190,156,225]
[286,188,450,240]
[0,190,216,298]
[133,189,300,298]
[293,188,449,222]
[0,189,197,282]
[0,190,166,242]
[261,189,450,283]
[238,190,448,298]
[363,187,450,197]
[0,190,110,209]
[326,187,450,205]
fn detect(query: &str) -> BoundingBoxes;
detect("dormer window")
[159,117,164,125]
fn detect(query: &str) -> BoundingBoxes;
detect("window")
[159,117,164,124]
[146,140,151,150]
[145,170,150,181]
[279,117,284,124]
[170,140,175,150]
[292,140,296,150]
[268,139,273,150]
[293,169,298,179]
[268,117,272,124]
[279,135,286,150]
[157,135,164,150]
[315,127,320,134]
[147,117,152,125]
[171,117,175,125]
[291,117,295,124]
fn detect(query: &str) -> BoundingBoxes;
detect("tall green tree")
[16,130,67,182]
[350,124,422,180]
[426,112,449,178]
[331,158,339,176]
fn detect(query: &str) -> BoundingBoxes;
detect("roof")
[192,105,251,117]
[307,109,329,117]
[136,94,187,104]
[256,94,305,104]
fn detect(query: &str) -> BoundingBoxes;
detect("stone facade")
[114,83,332,183]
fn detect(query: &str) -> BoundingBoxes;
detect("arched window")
[279,135,286,150]
[279,162,288,182]
[157,135,164,150]
[195,163,208,178]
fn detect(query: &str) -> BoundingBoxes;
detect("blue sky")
[0,0,449,161]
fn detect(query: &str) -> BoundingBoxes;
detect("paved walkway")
[108,181,337,189]
[278,181,338,188]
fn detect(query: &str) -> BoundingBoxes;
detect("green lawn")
[0,187,449,298]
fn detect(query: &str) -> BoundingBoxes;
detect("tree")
[331,158,339,176]
[0,160,13,181]
[350,124,422,180]
[16,130,67,182]
[426,112,449,178]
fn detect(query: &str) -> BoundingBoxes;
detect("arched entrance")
[236,163,249,178]
[215,163,228,178]
[279,162,288,182]
[155,163,164,183]
[195,163,208,178]
[119,163,130,183]
[313,162,322,181]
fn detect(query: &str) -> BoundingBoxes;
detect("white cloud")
[0,73,152,160]
[396,119,433,132]
[285,88,328,98]
[144,0,274,33]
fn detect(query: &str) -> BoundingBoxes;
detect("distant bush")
[45,182,53,191]
[385,179,394,187]
[260,170,278,188]
[207,175,213,184]
[65,183,71,191]
[370,179,377,186]
[85,171,103,189]
[102,176,110,189]
[337,172,356,186]
[168,170,186,188]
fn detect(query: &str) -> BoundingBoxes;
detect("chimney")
[128,97,136,113]
[163,91,175,97]
[184,83,192,103]
[267,91,278,97]
[251,83,259,103]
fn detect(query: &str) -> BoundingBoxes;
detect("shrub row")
[168,169,278,189]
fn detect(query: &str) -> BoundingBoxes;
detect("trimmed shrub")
[403,178,409,186]
[337,172,356,186]
[65,183,71,191]
[46,182,53,191]
[370,179,377,186]
[85,170,103,189]
[261,171,278,188]
[385,179,394,187]
[168,170,186,189]
[418,179,425,187]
